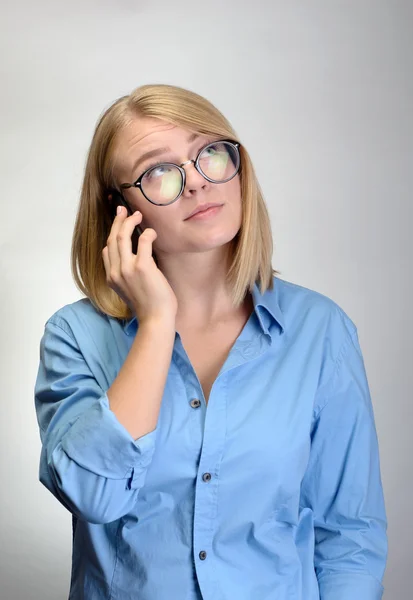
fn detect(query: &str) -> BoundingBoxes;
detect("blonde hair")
[71,83,279,320]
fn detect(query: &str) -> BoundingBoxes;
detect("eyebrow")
[130,132,200,176]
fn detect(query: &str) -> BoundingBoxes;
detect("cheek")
[225,178,242,218]
[128,195,166,231]
[227,176,242,204]
[140,208,178,239]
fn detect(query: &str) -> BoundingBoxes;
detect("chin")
[187,225,241,251]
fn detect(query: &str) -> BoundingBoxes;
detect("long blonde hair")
[71,83,279,319]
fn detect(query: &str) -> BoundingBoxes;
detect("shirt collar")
[251,277,286,336]
[122,277,286,337]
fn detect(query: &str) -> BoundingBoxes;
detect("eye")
[144,163,173,180]
[205,146,217,156]
[200,142,225,157]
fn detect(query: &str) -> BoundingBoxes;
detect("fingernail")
[117,206,122,215]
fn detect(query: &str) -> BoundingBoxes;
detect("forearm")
[107,317,176,440]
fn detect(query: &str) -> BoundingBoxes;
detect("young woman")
[34,83,387,599]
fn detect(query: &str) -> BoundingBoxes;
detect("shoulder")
[273,275,357,342]
[38,299,125,393]
[273,277,362,402]
[43,297,118,342]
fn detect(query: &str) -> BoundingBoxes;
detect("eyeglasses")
[119,139,241,206]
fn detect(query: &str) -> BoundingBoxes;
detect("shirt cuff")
[61,392,157,481]
[318,573,384,600]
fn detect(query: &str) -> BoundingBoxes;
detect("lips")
[185,203,223,220]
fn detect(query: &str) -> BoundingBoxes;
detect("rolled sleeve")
[318,572,384,600]
[35,320,157,523]
[300,328,388,600]
[61,393,157,480]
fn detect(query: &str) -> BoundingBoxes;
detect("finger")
[102,245,110,280]
[135,227,158,262]
[107,205,128,274]
[117,210,144,262]
[102,244,131,307]
[103,243,129,302]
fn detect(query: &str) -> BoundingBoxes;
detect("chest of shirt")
[87,315,322,529]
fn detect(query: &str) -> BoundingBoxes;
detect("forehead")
[115,117,188,157]
[113,116,204,178]
[119,116,179,145]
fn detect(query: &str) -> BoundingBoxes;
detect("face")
[112,116,242,257]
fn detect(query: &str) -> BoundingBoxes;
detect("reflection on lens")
[142,165,182,204]
[160,169,182,200]
[198,142,239,182]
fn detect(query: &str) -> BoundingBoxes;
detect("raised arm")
[35,316,175,525]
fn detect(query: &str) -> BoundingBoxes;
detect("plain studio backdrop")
[0,0,411,598]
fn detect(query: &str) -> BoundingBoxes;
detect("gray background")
[1,0,411,597]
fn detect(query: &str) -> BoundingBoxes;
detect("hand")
[102,205,178,325]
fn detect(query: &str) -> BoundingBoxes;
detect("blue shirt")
[34,276,387,600]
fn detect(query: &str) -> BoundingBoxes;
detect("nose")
[181,160,209,196]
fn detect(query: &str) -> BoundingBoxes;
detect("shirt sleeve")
[300,327,388,600]
[34,319,158,524]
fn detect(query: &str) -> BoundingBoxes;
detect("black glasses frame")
[119,139,241,206]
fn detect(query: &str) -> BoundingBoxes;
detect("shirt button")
[199,550,207,560]
[202,472,212,482]
[190,399,201,408]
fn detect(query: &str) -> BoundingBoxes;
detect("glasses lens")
[198,141,239,182]
[141,165,183,204]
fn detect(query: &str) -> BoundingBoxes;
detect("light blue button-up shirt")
[34,276,387,600]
